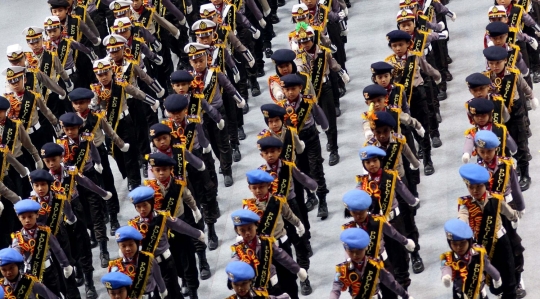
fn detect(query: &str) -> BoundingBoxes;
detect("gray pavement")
[1,0,540,298]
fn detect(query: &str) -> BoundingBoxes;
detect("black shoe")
[410,252,425,274]
[99,240,110,268]
[188,288,199,299]
[446,56,452,64]
[326,143,331,152]
[208,224,219,250]
[181,285,189,296]
[84,272,98,299]
[224,175,234,187]
[257,68,265,78]
[128,183,135,192]
[251,79,261,97]
[242,102,250,114]
[517,284,527,298]
[271,30,276,38]
[417,148,424,160]
[534,71,540,84]
[443,70,453,81]
[424,161,435,176]
[338,86,346,98]
[142,163,148,178]
[329,150,340,166]
[75,267,84,287]
[437,90,447,101]
[305,241,313,258]
[238,127,246,140]
[232,144,241,162]
[270,14,280,24]
[277,0,285,6]
[90,233,98,249]
[110,218,120,236]
[432,136,442,148]
[264,48,273,58]
[335,106,342,117]
[519,176,531,191]
[197,251,212,280]
[300,278,313,295]
[305,193,319,212]
[317,196,328,219]
[436,112,442,123]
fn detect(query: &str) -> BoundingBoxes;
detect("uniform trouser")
[292,178,311,240]
[501,215,525,287]
[384,215,411,289]
[283,197,310,270]
[452,288,488,299]
[41,263,62,297]
[8,155,32,197]
[25,126,52,171]
[180,199,207,253]
[527,3,540,73]
[169,218,200,289]
[53,225,81,299]
[0,197,17,249]
[327,22,346,68]
[222,91,240,147]
[202,150,219,194]
[79,168,108,241]
[97,144,120,215]
[396,195,420,251]
[113,115,142,186]
[127,98,152,159]
[157,255,183,298]
[274,239,299,299]
[329,71,342,109]
[187,148,219,224]
[319,82,338,152]
[245,12,267,71]
[491,234,517,298]
[409,87,432,155]
[506,112,530,170]
[68,197,94,273]
[203,106,233,175]
[297,125,328,199]
[380,258,397,299]
[421,74,440,138]
[233,49,250,100]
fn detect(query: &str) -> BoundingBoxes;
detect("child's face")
[374,73,392,88]
[345,248,367,263]
[72,100,91,113]
[490,16,508,23]
[109,49,124,63]
[398,20,415,35]
[467,183,487,199]
[487,59,507,74]
[96,71,113,86]
[450,240,470,256]
[28,39,44,53]
[190,56,208,73]
[118,239,138,259]
[118,30,131,40]
[476,147,497,163]
[63,126,79,140]
[43,156,62,171]
[472,113,491,126]
[32,181,50,197]
[363,157,381,174]
[8,79,25,93]
[248,183,271,199]
[301,0,315,9]
[390,40,410,57]
[490,34,508,47]
[277,63,293,76]
[469,86,490,98]
[132,0,143,10]
[172,82,190,95]
[0,110,7,121]
[46,28,62,40]
[260,147,282,165]
[373,126,392,145]
[108,287,128,299]
[51,7,68,20]
[496,0,511,7]
[18,212,38,229]
[0,263,19,282]
[235,223,257,243]
[151,166,173,182]
[283,86,301,101]
[152,134,171,151]
[350,209,369,224]
[134,201,152,218]
[267,116,283,133]
[365,96,386,111]
[232,280,252,297]
[299,39,314,51]
[210,0,223,5]
[197,35,213,46]
[168,110,187,123]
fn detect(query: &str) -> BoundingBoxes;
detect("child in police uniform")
[101,271,133,299]
[225,261,291,299]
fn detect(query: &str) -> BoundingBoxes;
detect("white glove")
[462,153,470,163]
[511,218,519,229]
[203,145,212,154]
[153,55,164,65]
[259,18,266,28]
[217,119,225,130]
[338,11,346,20]
[54,124,63,138]
[410,164,419,171]
[493,278,503,289]
[65,80,74,92]
[517,209,525,219]
[275,91,285,101]
[21,167,30,178]
[253,29,261,39]
[447,11,457,21]
[404,239,416,252]
[339,70,350,84]
[197,163,206,171]
[174,29,181,39]
[416,126,425,138]
[297,268,308,282]
[151,100,160,112]
[157,88,165,98]
[179,17,187,26]
[344,7,348,16]
[65,215,77,225]
[234,71,240,83]
[270,274,278,286]
[120,143,130,152]
[297,140,305,154]
[186,4,193,14]
[236,235,243,242]
[94,163,103,174]
[365,130,374,140]
[487,40,495,47]
[295,222,305,237]
[411,197,420,207]
[536,31,540,38]
[237,98,246,108]
[160,290,168,299]
[438,30,449,40]
[103,191,112,200]
[529,38,539,50]
[437,21,446,31]
[291,41,299,52]
[530,97,539,110]
[0,201,4,216]
[435,77,442,85]
[340,29,349,36]
[63,265,73,278]
[192,208,202,223]
[442,274,452,288]
[198,231,206,243]
[59,92,66,100]
[35,159,44,170]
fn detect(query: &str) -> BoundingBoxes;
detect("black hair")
[275,62,298,77]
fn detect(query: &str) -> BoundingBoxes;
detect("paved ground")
[1,0,540,298]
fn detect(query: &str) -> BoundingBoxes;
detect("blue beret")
[0,96,10,110]
[474,130,500,149]
[444,219,473,241]
[467,98,494,115]
[0,248,24,266]
[225,261,255,282]
[246,169,275,184]
[29,169,54,183]
[386,30,411,43]
[101,271,133,290]
[149,123,172,139]
[68,88,94,102]
[129,186,155,204]
[370,62,394,75]
[14,199,41,215]
[0,285,3,299]
[271,49,296,65]
[59,112,83,127]
[342,189,372,211]
[170,70,194,83]
[257,136,283,151]
[261,103,286,119]
[486,21,509,37]
[359,146,386,160]
[40,142,64,158]
[231,209,260,226]
[459,164,490,185]
[363,84,387,100]
[115,226,143,242]
[147,152,176,167]
[483,46,508,61]
[280,74,304,88]
[163,94,189,112]
[340,228,370,250]
[465,73,492,89]
[373,111,396,129]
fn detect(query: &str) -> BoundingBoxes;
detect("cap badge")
[118,21,124,27]
[492,6,498,13]
[299,31,307,39]
[262,110,269,117]
[28,28,36,36]
[405,0,411,4]
[477,139,486,148]
[370,68,375,74]
[149,129,155,136]
[446,232,453,240]
[97,62,104,69]
[203,9,210,16]
[228,272,235,280]
[298,7,304,14]
[233,216,241,223]
[363,92,370,99]
[47,19,53,25]
[105,282,112,289]
[469,107,476,114]
[110,36,117,45]
[114,2,121,9]
[149,158,155,166]
[401,10,408,17]
[462,178,470,185]
[6,69,14,77]
[361,151,368,158]
[115,232,121,240]
[189,45,197,54]
[200,22,207,30]
[41,149,46,156]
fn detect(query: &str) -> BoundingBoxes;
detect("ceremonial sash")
[121,63,135,84]
[316,1,331,27]
[202,68,218,104]
[497,70,518,113]
[490,94,505,124]
[17,91,38,130]
[61,133,93,172]
[310,48,329,99]
[356,170,397,219]
[28,226,52,280]
[24,72,38,93]
[1,275,36,299]
[274,161,293,198]
[0,145,9,182]
[187,93,203,123]
[128,252,154,299]
[388,84,404,107]
[401,56,417,106]
[257,196,284,236]
[382,137,405,171]
[41,193,66,236]
[507,27,519,46]
[212,45,226,71]
[81,111,105,136]
[216,25,229,46]
[39,50,56,103]
[130,212,169,255]
[364,216,385,259]
[386,107,402,132]
[57,38,72,68]
[222,5,236,32]
[462,248,485,298]
[296,72,312,97]
[491,123,508,157]
[171,143,187,180]
[491,158,512,194]
[356,259,383,299]
[162,180,185,216]
[2,118,19,153]
[508,5,524,30]
[412,30,428,55]
[106,81,126,131]
[66,16,82,61]
[73,0,90,20]
[60,166,78,202]
[506,44,520,69]
[477,196,502,259]
[416,14,431,32]
[291,96,314,132]
[129,37,145,65]
[139,7,155,29]
[280,127,296,162]
[253,236,274,291]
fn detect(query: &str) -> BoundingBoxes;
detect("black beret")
[261,104,286,119]
[363,84,387,100]
[280,74,304,88]
[68,88,94,102]
[59,112,83,127]
[465,73,492,89]
[483,46,508,61]
[149,123,172,139]
[370,62,394,75]
[147,152,176,167]
[29,169,54,183]
[170,70,194,83]
[257,136,283,150]
[163,94,189,112]
[48,0,70,8]
[386,30,411,43]
[41,142,64,158]
[486,21,509,37]
[271,49,296,65]
[373,111,396,129]
[467,98,494,115]
[0,96,10,110]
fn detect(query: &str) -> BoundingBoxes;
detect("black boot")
[300,278,313,295]
[237,127,246,140]
[329,150,340,166]
[410,251,425,274]
[317,194,328,220]
[534,71,540,84]
[423,153,435,176]
[75,265,84,286]
[207,223,219,250]
[99,240,110,268]
[232,144,241,162]
[84,272,98,299]
[90,230,98,248]
[250,76,261,97]
[519,165,531,191]
[188,288,199,299]
[110,213,120,236]
[265,47,273,58]
[197,251,211,280]
[305,192,319,212]
[142,162,148,178]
